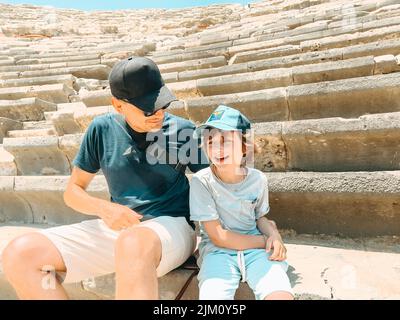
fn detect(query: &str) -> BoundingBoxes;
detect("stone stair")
[0,0,399,300]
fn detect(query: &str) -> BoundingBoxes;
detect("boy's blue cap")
[194,105,251,138]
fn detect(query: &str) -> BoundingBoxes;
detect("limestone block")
[196,68,292,95]
[287,73,400,120]
[0,84,75,104]
[0,98,56,122]
[186,87,288,123]
[2,136,71,175]
[79,89,111,107]
[158,56,226,73]
[0,117,23,143]
[0,145,16,176]
[373,54,399,74]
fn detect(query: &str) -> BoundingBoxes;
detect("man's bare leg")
[264,291,294,300]
[2,232,68,300]
[115,227,162,300]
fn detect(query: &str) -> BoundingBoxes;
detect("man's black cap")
[108,56,177,114]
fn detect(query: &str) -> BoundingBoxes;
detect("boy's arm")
[202,220,266,250]
[256,216,287,261]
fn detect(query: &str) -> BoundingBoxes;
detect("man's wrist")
[90,197,109,219]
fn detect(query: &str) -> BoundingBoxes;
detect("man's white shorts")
[38,216,196,284]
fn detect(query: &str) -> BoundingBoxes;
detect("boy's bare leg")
[2,232,68,300]
[115,227,162,300]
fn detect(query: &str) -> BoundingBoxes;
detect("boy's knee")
[199,278,237,300]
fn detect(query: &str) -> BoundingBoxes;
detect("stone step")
[0,98,56,121]
[0,59,102,73]
[6,110,399,175]
[158,56,227,74]
[0,74,75,89]
[183,72,400,122]
[14,54,102,65]
[231,14,400,50]
[254,111,400,172]
[22,120,55,130]
[151,20,400,66]
[0,170,399,234]
[161,39,400,82]
[50,106,116,136]
[7,128,57,138]
[0,118,22,143]
[168,56,399,98]
[1,225,398,299]
[0,65,111,81]
[0,84,75,104]
[2,136,71,176]
[0,145,16,176]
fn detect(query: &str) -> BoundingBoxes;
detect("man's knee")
[264,291,294,300]
[2,233,46,279]
[115,227,161,267]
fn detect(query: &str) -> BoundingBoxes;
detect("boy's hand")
[98,201,143,231]
[265,233,287,261]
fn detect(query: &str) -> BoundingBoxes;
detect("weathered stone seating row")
[150,17,400,65]
[2,111,400,176]
[0,65,111,81]
[0,170,399,236]
[182,72,400,122]
[28,71,400,136]
[0,84,74,104]
[161,38,400,82]
[0,98,56,122]
[168,55,400,97]
[0,74,75,89]
[230,24,400,63]
[165,7,400,53]
[0,59,104,73]
[0,119,22,144]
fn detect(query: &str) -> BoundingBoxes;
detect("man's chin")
[147,124,163,132]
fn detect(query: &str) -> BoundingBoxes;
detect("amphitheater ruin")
[0,0,399,299]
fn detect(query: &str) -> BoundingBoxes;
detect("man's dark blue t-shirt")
[72,111,209,226]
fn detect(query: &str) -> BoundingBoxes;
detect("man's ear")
[111,97,123,114]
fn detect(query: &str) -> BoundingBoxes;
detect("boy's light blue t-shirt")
[189,167,270,266]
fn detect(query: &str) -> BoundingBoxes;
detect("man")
[2,56,286,300]
[2,57,208,299]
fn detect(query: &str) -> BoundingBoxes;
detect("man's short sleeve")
[186,122,209,173]
[255,174,270,219]
[189,175,219,222]
[72,119,101,174]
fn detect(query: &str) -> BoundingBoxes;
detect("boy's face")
[205,130,244,168]
[111,97,165,133]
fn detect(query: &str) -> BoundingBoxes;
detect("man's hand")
[98,201,143,231]
[265,232,287,261]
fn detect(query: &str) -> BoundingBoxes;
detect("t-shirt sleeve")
[72,119,101,174]
[189,175,219,222]
[186,122,210,173]
[255,174,270,219]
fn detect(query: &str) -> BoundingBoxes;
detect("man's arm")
[202,220,266,250]
[64,166,142,230]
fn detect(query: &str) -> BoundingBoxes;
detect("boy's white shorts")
[38,216,196,284]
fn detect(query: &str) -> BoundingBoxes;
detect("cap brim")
[193,121,240,139]
[126,85,177,113]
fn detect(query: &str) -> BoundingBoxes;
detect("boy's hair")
[201,129,260,167]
